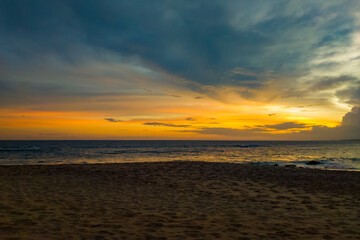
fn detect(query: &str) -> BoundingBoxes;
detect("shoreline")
[0,161,359,239]
[1,160,359,172]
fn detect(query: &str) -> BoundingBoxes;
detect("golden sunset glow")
[0,93,348,140]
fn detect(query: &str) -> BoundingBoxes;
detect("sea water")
[0,140,359,170]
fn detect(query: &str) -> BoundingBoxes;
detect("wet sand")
[0,161,359,240]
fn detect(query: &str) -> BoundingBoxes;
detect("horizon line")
[0,139,359,142]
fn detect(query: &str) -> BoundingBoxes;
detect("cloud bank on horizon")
[181,107,360,140]
[0,0,359,140]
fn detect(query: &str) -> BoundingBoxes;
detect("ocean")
[0,140,359,170]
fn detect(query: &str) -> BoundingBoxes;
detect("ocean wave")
[100,149,203,155]
[231,144,263,148]
[318,157,360,162]
[0,146,41,151]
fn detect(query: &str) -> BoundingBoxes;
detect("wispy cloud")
[143,122,191,128]
[257,122,308,130]
[185,117,196,121]
[104,118,123,123]
[309,75,357,92]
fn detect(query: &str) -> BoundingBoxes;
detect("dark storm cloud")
[341,107,360,127]
[295,107,360,140]
[1,0,358,88]
[143,122,191,128]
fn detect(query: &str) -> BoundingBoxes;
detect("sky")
[0,0,359,140]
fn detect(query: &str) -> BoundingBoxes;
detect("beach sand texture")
[0,162,359,240]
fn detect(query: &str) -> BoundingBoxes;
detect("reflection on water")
[0,140,359,170]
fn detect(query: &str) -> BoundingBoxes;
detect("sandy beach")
[0,161,359,240]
